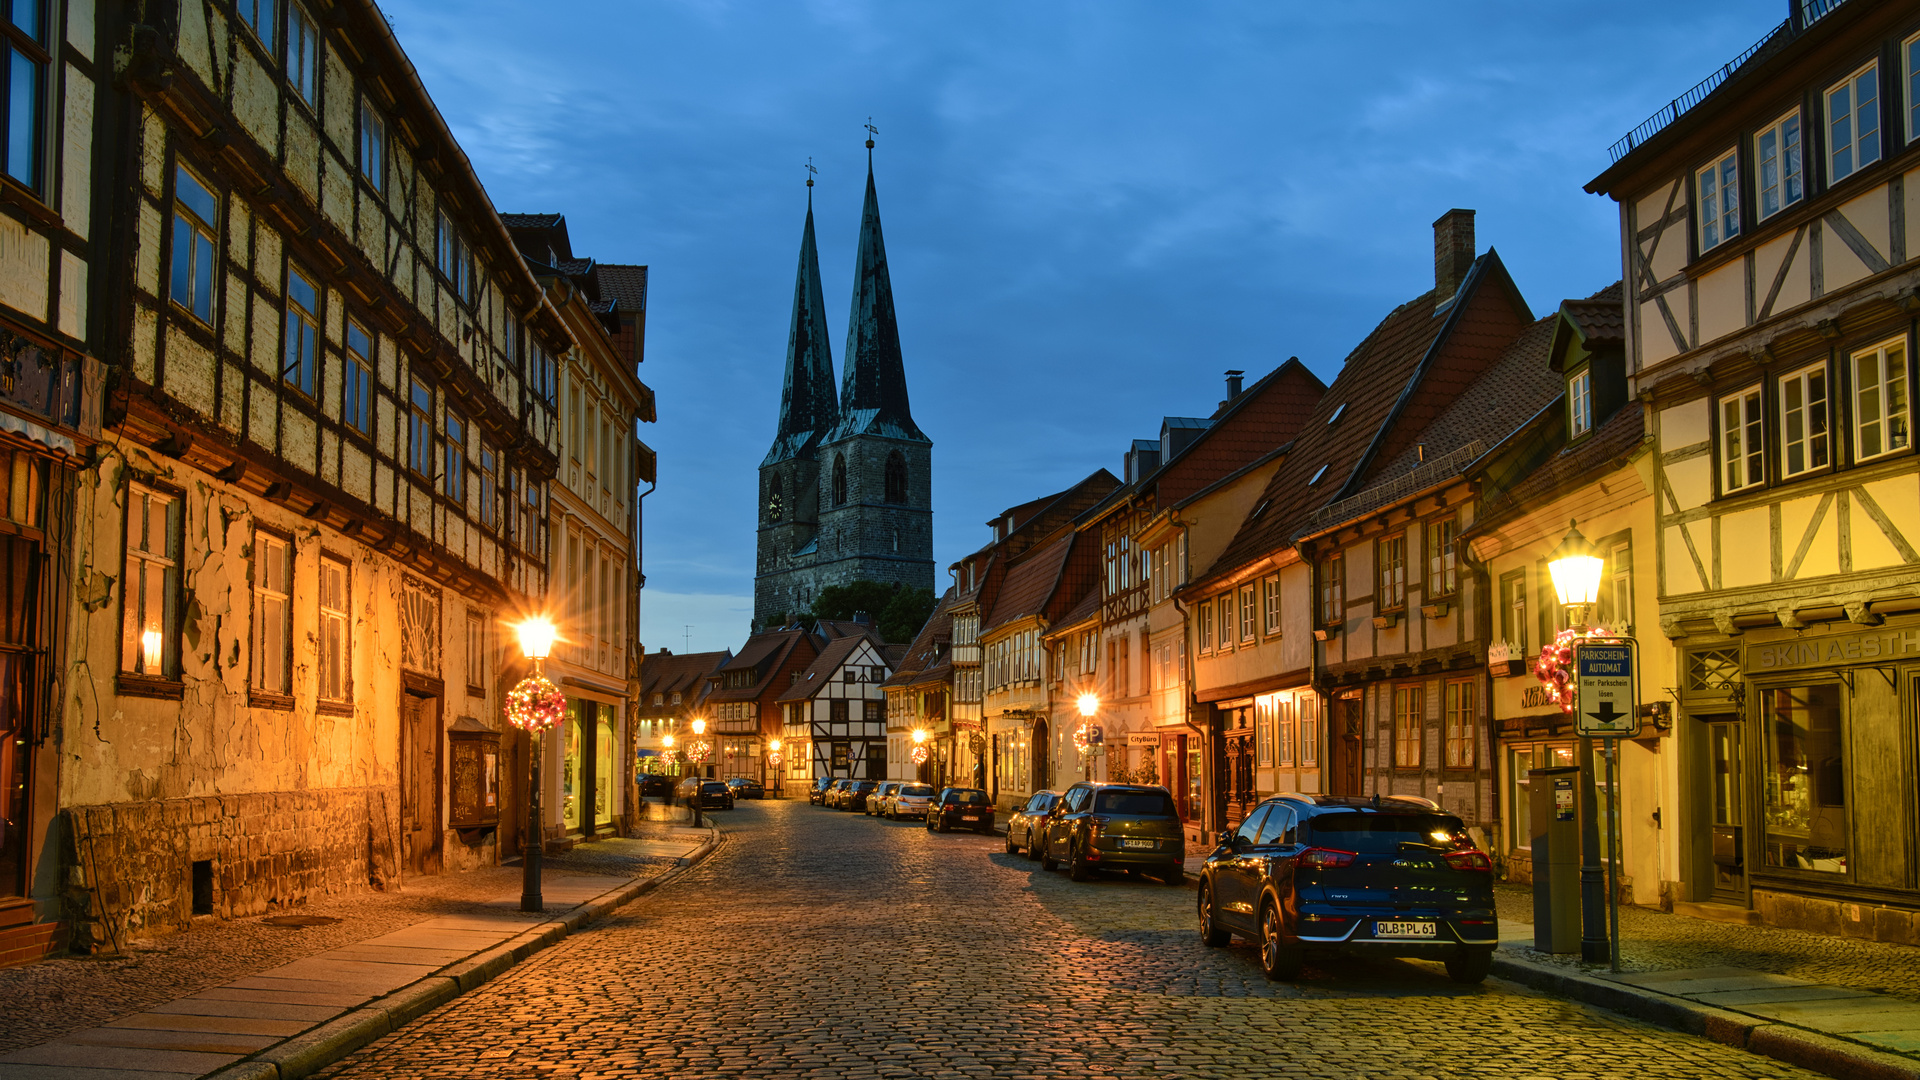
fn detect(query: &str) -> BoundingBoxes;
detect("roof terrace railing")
[1606,0,1851,164]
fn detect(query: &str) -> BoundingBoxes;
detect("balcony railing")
[1606,0,1851,164]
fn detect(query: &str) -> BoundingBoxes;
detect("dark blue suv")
[1196,794,1497,983]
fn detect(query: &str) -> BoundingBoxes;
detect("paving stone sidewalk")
[0,809,714,1080]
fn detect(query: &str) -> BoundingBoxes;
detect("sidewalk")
[0,808,716,1080]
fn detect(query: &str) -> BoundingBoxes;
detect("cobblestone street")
[312,800,1822,1080]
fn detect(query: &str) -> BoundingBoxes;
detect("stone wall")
[1754,888,1920,947]
[64,785,396,949]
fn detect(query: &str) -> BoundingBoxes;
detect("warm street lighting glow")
[691,717,707,736]
[1547,520,1605,612]
[911,728,928,744]
[1077,693,1100,717]
[514,616,557,661]
[662,733,676,749]
[769,738,782,752]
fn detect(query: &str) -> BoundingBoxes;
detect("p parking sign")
[1574,640,1640,738]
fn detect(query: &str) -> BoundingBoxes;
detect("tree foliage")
[808,581,937,644]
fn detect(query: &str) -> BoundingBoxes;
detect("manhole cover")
[260,915,341,927]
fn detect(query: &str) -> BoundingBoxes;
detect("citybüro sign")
[1747,628,1920,673]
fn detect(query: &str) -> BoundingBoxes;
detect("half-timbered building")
[1588,0,1920,938]
[703,627,816,786]
[637,648,728,778]
[779,632,892,782]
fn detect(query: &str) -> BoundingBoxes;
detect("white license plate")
[1375,920,1436,938]
[1121,839,1157,849]
[961,815,978,821]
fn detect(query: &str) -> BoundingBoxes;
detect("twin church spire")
[763,153,925,469]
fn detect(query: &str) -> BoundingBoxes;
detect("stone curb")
[202,824,722,1080]
[1489,950,1920,1080]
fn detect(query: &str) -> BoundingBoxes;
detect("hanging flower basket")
[506,674,565,732]
[767,751,784,767]
[687,740,712,763]
[910,745,929,766]
[1532,628,1585,716]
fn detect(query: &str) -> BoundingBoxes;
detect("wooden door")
[1330,696,1363,796]
[401,691,443,876]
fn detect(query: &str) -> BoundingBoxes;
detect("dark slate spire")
[762,197,840,466]
[826,159,927,445]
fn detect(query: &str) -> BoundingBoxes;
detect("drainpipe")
[1168,512,1213,842]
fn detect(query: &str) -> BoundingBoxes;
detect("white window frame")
[1779,362,1830,478]
[1825,61,1881,185]
[122,483,180,677]
[1756,109,1803,220]
[318,554,350,702]
[1695,150,1739,251]
[1198,599,1214,653]
[1569,368,1592,437]
[252,531,293,694]
[1261,574,1281,636]
[1852,336,1910,462]
[1238,584,1255,644]
[1720,386,1764,493]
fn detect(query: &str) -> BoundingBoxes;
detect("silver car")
[889,782,936,820]
[866,781,903,816]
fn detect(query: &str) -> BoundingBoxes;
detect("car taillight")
[1444,849,1494,872]
[1298,847,1357,869]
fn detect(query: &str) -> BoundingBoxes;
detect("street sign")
[1573,640,1640,738]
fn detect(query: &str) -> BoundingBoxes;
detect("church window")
[832,455,847,506]
[885,451,907,504]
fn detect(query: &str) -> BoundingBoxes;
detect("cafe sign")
[1748,628,1920,673]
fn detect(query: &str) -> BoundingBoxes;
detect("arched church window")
[767,475,784,522]
[832,455,847,506]
[884,451,908,504]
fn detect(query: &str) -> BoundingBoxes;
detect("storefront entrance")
[1705,716,1746,903]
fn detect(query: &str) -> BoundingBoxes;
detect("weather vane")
[805,156,816,189]
[865,117,878,151]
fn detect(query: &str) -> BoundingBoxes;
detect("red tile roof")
[639,650,730,704]
[884,589,956,687]
[1151,357,1326,506]
[595,263,649,313]
[985,532,1076,631]
[776,634,884,703]
[1473,401,1649,533]
[1373,311,1562,480]
[703,629,816,703]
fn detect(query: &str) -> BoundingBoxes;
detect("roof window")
[1327,403,1346,425]
[1308,464,1329,486]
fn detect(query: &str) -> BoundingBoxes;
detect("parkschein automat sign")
[1573,640,1640,738]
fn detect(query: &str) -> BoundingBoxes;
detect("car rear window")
[944,790,987,804]
[1308,813,1471,853]
[900,785,934,796]
[1095,790,1174,816]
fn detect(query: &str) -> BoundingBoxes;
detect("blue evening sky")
[381,1,1782,655]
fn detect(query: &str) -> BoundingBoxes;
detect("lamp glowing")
[141,629,162,670]
[769,738,782,753]
[691,717,707,736]
[1547,520,1605,616]
[911,728,928,745]
[515,617,557,661]
[662,733,675,749]
[1077,693,1099,718]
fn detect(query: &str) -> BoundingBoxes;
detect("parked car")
[1038,782,1184,884]
[926,787,994,833]
[842,779,879,812]
[639,774,674,798]
[674,777,734,811]
[807,777,834,805]
[824,779,855,808]
[725,777,765,800]
[1195,793,1498,983]
[865,781,902,816]
[889,783,936,820]
[1004,790,1060,857]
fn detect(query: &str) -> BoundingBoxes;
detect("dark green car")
[1038,782,1185,884]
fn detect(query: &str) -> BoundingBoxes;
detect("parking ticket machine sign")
[1574,640,1640,738]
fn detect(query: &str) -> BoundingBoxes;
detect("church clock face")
[767,491,783,522]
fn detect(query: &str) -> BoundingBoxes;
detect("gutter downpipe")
[1168,510,1215,843]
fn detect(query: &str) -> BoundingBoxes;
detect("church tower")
[753,143,935,632]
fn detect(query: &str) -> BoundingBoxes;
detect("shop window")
[121,483,181,679]
[1393,685,1422,768]
[1762,683,1847,874]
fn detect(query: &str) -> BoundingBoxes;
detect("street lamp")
[1547,520,1616,970]
[507,616,560,913]
[768,738,783,797]
[1075,693,1101,780]
[910,727,929,781]
[689,717,708,828]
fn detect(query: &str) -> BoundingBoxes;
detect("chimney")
[1224,370,1245,401]
[852,610,871,626]
[1433,208,1475,301]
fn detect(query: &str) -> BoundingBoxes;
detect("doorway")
[1330,693,1363,795]
[401,689,443,876]
[1030,719,1050,790]
[1704,715,1745,903]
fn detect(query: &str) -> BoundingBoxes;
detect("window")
[408,377,432,477]
[1319,553,1342,626]
[1779,363,1829,477]
[435,210,472,303]
[1298,695,1318,767]
[287,1,318,105]
[1444,678,1475,769]
[1378,534,1406,610]
[359,99,385,192]
[1261,574,1281,636]
[318,554,349,702]
[443,411,465,502]
[885,451,907,504]
[252,532,292,695]
[343,322,373,436]
[1393,685,1422,768]
[1427,517,1458,597]
[832,455,847,506]
[1308,463,1329,486]
[1909,34,1920,143]
[283,266,318,396]
[1198,598,1214,653]
[478,443,497,528]
[1696,151,1738,251]
[1852,338,1909,461]
[3,0,46,188]
[1216,596,1234,652]
[122,484,181,677]
[1601,540,1633,632]
[521,473,541,555]
[1568,368,1592,437]
[465,610,485,695]
[1825,63,1880,184]
[1762,683,1847,873]
[1720,387,1764,492]
[237,0,277,56]
[1238,584,1255,643]
[1756,110,1803,220]
[170,165,218,323]
[1501,571,1528,654]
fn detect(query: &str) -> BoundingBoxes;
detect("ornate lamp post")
[688,717,709,828]
[768,738,784,797]
[1076,693,1101,780]
[507,617,561,913]
[910,727,929,782]
[1546,520,1614,968]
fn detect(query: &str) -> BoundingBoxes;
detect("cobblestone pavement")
[0,820,690,1053]
[315,800,1823,1080]
[1493,886,1920,1001]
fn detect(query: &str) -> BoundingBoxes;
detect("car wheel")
[1005,831,1018,854]
[1258,900,1304,981]
[1039,837,1058,871]
[1023,831,1040,861]
[1445,947,1493,985]
[936,816,950,833]
[924,816,934,831]
[1068,840,1092,882]
[1162,868,1186,886]
[1197,883,1229,947]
